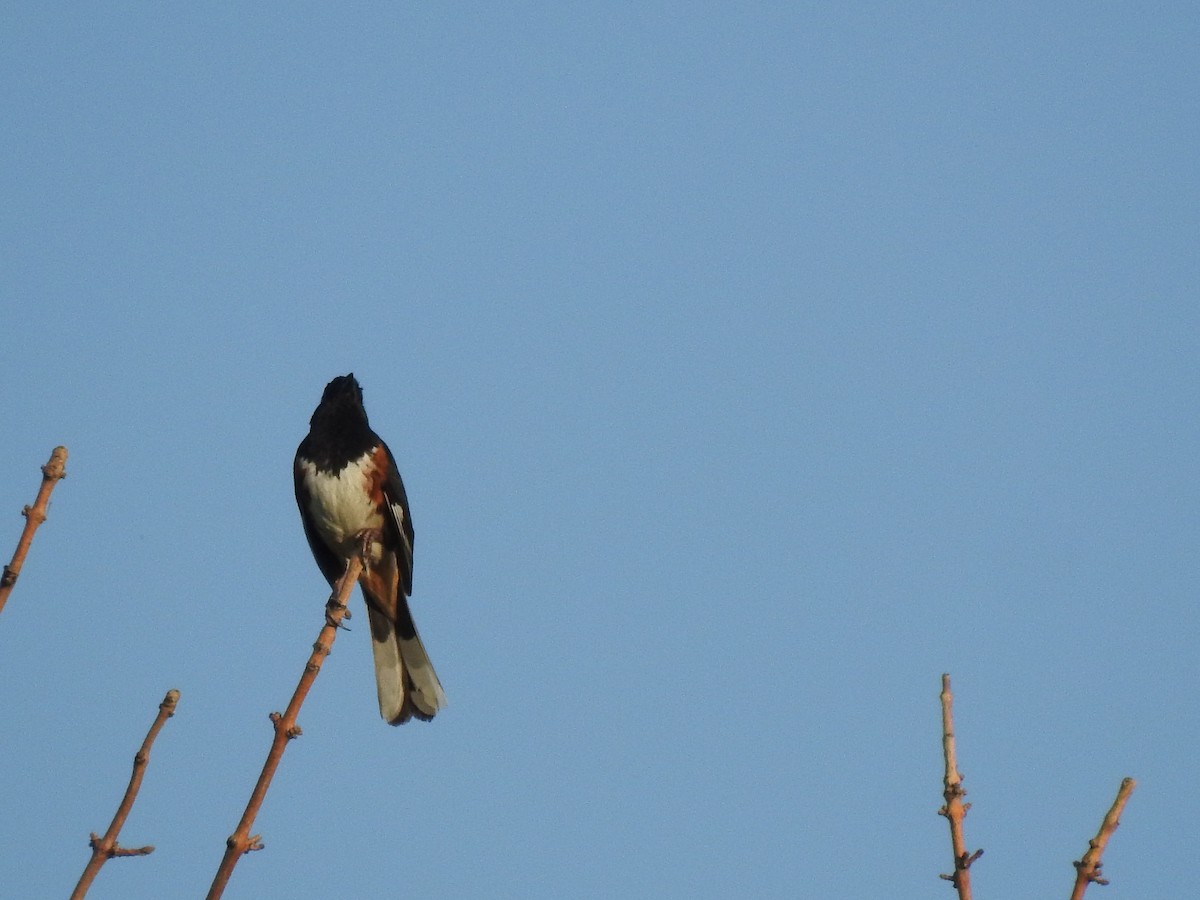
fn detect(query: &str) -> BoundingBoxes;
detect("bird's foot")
[325,595,351,629]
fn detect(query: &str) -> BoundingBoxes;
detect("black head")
[311,373,368,424]
[320,373,363,405]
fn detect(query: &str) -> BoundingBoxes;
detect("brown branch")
[1069,777,1136,900]
[938,674,981,899]
[0,446,68,617]
[206,554,363,900]
[69,689,180,900]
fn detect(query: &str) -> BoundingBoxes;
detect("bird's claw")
[325,597,351,630]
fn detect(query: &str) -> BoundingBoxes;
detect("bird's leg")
[355,528,382,574]
[325,530,380,629]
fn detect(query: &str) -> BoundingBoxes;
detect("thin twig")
[206,554,363,900]
[0,446,68,617]
[938,674,981,899]
[1069,777,1136,900]
[69,689,180,900]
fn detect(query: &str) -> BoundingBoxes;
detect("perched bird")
[294,373,446,724]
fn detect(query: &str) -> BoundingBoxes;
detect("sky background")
[1,4,1197,898]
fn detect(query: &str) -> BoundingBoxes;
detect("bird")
[294,373,446,725]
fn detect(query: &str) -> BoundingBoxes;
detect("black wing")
[378,440,415,597]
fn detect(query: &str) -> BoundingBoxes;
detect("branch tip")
[0,446,69,617]
[937,673,975,899]
[1069,778,1136,900]
[111,844,155,858]
[69,688,178,899]
[42,446,68,480]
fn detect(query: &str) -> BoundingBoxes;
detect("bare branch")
[938,674,981,899]
[1069,777,1136,900]
[205,555,363,899]
[69,689,180,900]
[0,446,68,617]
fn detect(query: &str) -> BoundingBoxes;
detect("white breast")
[298,453,386,560]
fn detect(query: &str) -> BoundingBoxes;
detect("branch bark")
[0,446,68,617]
[938,674,981,899]
[206,554,363,900]
[69,689,180,900]
[1069,777,1136,900]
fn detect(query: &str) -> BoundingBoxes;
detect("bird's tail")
[367,601,447,725]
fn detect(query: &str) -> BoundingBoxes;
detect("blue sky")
[1,4,1196,898]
